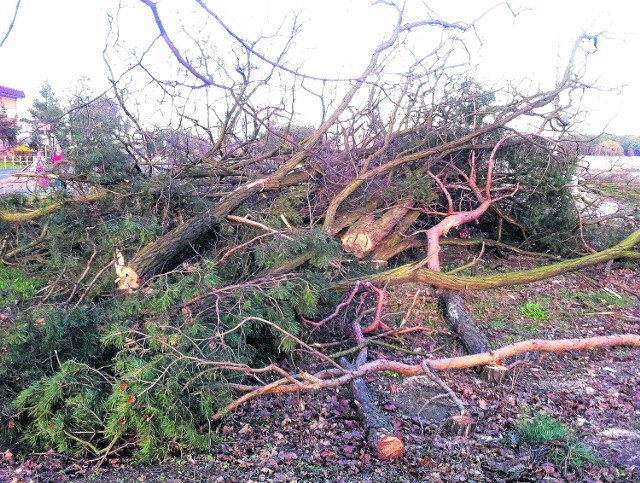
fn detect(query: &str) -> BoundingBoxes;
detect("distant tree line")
[563,134,640,156]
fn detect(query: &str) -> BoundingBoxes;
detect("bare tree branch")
[0,0,21,49]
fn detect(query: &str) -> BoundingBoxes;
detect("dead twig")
[66,227,98,304]
[420,360,465,412]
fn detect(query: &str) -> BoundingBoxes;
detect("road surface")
[0,169,35,194]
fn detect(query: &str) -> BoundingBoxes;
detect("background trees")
[26,82,64,152]
[0,107,18,149]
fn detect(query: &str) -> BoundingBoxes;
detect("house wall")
[0,96,19,118]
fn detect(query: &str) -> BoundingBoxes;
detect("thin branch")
[214,334,640,418]
[0,0,21,48]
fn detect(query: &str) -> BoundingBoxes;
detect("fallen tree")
[1,0,639,466]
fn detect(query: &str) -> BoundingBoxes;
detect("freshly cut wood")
[368,210,422,261]
[377,434,406,461]
[340,201,414,258]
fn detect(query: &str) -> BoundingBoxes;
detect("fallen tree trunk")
[439,290,508,382]
[439,291,491,355]
[339,358,405,460]
[368,210,422,262]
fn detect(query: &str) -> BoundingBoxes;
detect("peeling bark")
[215,335,640,417]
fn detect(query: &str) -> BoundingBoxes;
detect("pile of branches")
[1,0,639,465]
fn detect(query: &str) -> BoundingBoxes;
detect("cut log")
[439,290,506,382]
[339,358,405,460]
[340,201,414,258]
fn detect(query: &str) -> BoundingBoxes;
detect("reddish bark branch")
[303,280,390,332]
[214,334,640,418]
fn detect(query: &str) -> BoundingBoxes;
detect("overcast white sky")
[1,0,639,134]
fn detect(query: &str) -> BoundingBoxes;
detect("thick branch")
[215,334,640,417]
[0,192,107,222]
[347,229,640,291]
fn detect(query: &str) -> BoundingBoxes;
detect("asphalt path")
[0,168,34,194]
[0,168,22,179]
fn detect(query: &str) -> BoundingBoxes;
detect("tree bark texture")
[439,290,491,355]
[339,358,405,460]
[369,210,422,261]
[439,290,509,381]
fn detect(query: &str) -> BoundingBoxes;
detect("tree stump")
[445,411,476,437]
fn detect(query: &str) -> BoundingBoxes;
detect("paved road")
[0,169,34,194]
[0,168,22,179]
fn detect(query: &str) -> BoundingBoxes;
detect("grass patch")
[489,319,507,329]
[578,291,638,308]
[519,302,550,320]
[515,413,604,473]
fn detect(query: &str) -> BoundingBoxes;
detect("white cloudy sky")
[1,0,638,134]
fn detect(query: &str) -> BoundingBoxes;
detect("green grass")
[515,413,604,473]
[489,319,507,329]
[578,291,638,308]
[0,161,30,169]
[517,414,568,443]
[519,302,550,320]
